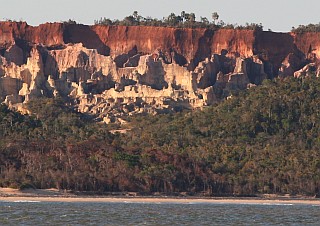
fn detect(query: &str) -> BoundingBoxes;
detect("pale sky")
[0,0,319,32]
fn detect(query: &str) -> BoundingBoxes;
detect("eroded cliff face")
[1,21,319,123]
[0,22,64,50]
[0,22,258,68]
[293,32,320,58]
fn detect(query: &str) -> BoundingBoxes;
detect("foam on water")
[13,200,41,203]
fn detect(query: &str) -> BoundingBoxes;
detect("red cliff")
[1,21,311,71]
[1,21,320,121]
[0,22,64,48]
[293,32,320,58]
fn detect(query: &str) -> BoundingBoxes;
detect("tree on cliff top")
[93,11,264,31]
[291,23,320,33]
[212,12,219,24]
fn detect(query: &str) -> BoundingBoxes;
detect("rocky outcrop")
[1,41,240,122]
[293,32,320,59]
[0,45,46,104]
[279,52,305,78]
[1,21,320,122]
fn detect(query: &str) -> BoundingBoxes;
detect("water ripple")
[0,201,319,225]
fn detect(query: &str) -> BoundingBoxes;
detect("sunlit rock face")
[0,21,319,122]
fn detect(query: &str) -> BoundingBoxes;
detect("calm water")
[0,201,319,225]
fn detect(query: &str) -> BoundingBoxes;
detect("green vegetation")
[62,19,78,25]
[94,11,263,31]
[2,18,25,23]
[0,77,320,196]
[291,23,320,33]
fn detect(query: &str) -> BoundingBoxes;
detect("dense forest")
[0,76,319,196]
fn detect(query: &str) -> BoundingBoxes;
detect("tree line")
[291,23,320,33]
[93,11,263,31]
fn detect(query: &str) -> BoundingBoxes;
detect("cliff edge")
[0,22,319,122]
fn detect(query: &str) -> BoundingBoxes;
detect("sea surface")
[0,200,319,225]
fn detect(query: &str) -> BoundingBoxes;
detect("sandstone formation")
[1,21,319,123]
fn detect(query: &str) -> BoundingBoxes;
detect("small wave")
[123,201,134,204]
[259,203,294,206]
[13,200,41,203]
[123,201,150,204]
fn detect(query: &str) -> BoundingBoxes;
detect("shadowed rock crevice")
[0,48,5,56]
[0,77,23,101]
[140,59,168,90]
[254,31,295,78]
[4,39,31,65]
[43,51,59,79]
[124,54,141,67]
[63,24,110,56]
[114,46,139,68]
[114,54,130,67]
[188,29,214,71]
[46,45,67,51]
[245,58,267,84]
[172,50,188,66]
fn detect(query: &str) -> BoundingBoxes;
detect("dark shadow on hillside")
[187,29,214,71]
[13,39,32,65]
[63,24,110,56]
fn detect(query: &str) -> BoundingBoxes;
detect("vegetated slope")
[0,77,319,196]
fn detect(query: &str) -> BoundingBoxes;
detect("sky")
[0,0,320,32]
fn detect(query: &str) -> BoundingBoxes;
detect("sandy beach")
[0,188,319,205]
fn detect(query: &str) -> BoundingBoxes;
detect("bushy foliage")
[62,19,77,25]
[94,11,264,31]
[291,23,320,33]
[0,77,320,196]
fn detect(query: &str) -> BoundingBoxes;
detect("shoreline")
[1,196,320,205]
[0,188,319,204]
